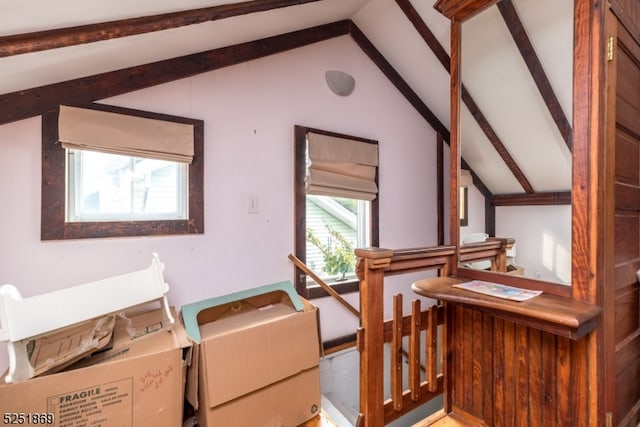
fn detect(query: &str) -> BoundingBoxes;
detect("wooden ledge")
[412,276,601,340]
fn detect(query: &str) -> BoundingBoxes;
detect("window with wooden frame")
[459,186,469,226]
[459,168,471,226]
[294,125,379,298]
[41,103,204,240]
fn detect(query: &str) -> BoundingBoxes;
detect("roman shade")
[460,169,473,187]
[306,132,378,201]
[58,105,195,164]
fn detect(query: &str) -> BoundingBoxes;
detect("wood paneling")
[614,287,640,343]
[615,258,640,291]
[612,14,640,426]
[615,129,640,185]
[611,0,640,46]
[447,309,585,426]
[614,212,640,264]
[616,356,640,425]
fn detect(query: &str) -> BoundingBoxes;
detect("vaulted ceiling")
[0,0,572,200]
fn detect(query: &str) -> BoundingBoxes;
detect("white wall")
[459,184,486,240]
[459,187,571,285]
[0,35,440,372]
[496,205,571,284]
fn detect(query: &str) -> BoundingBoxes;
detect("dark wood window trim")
[459,186,468,227]
[41,103,204,240]
[294,125,379,299]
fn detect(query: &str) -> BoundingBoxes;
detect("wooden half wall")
[447,307,589,426]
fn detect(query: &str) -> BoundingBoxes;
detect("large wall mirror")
[456,0,573,286]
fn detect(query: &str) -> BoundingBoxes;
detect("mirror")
[457,0,573,285]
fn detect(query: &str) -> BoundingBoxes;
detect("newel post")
[355,247,393,427]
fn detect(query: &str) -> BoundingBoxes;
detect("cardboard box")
[507,265,525,275]
[181,281,321,427]
[0,307,192,427]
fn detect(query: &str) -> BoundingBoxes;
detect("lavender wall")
[0,35,440,372]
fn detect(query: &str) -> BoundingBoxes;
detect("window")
[42,103,204,240]
[66,150,188,222]
[294,125,379,298]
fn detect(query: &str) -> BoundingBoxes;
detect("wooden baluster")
[426,304,439,392]
[391,293,404,411]
[409,299,422,402]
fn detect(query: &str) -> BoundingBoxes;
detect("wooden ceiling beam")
[0,0,321,58]
[0,18,451,148]
[491,191,571,206]
[396,0,534,194]
[349,22,450,143]
[497,0,573,152]
[0,21,350,126]
[433,0,499,22]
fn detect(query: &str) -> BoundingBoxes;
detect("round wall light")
[325,70,355,97]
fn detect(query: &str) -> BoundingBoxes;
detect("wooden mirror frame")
[436,0,605,302]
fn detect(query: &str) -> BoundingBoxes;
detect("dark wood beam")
[461,86,534,193]
[497,0,573,152]
[0,19,452,147]
[0,0,321,58]
[433,0,499,22]
[437,133,445,245]
[485,197,495,236]
[0,21,350,126]
[396,0,534,193]
[349,22,450,143]
[395,0,450,72]
[491,191,571,206]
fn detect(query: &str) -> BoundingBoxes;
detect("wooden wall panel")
[613,17,640,426]
[448,309,585,426]
[471,310,483,417]
[616,357,640,425]
[481,314,493,424]
[615,258,640,291]
[502,321,516,426]
[615,183,640,211]
[492,318,505,427]
[614,287,640,343]
[616,49,640,110]
[612,0,640,40]
[615,130,640,185]
[614,212,640,263]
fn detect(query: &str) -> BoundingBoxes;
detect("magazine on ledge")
[453,280,542,302]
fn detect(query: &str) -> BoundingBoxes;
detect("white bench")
[0,253,173,383]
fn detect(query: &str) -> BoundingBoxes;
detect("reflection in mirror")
[458,0,573,285]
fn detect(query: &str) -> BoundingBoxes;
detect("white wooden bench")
[0,253,173,383]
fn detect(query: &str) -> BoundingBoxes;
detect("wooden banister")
[355,245,454,427]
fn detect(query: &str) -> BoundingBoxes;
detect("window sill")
[306,278,360,299]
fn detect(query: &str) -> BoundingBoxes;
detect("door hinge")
[606,412,613,427]
[607,36,615,62]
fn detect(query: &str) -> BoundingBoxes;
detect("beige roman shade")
[58,105,195,164]
[460,169,473,187]
[306,132,378,201]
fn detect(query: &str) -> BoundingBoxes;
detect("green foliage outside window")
[306,224,356,281]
